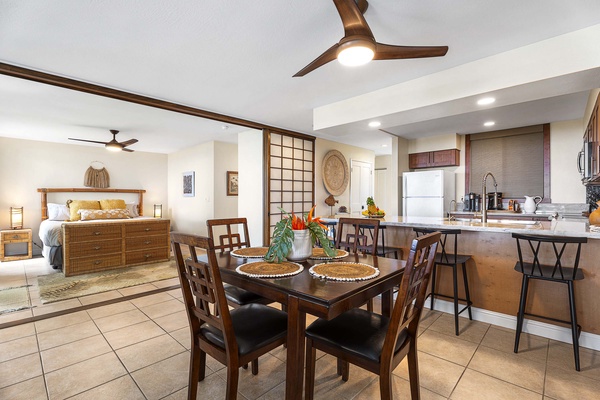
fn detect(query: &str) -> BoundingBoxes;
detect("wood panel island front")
[378,216,600,347]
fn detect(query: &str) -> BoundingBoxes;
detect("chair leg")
[567,281,581,371]
[429,264,438,310]
[514,275,530,353]
[305,339,316,400]
[462,262,473,320]
[341,360,349,382]
[251,358,259,375]
[189,345,202,400]
[452,264,460,336]
[407,339,421,400]
[225,365,240,400]
[379,370,393,400]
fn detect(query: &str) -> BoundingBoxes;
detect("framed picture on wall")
[227,171,238,196]
[183,171,195,197]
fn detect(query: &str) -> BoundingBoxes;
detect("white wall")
[214,141,238,220]
[315,138,375,216]
[167,140,240,237]
[238,130,264,246]
[168,141,214,236]
[0,137,167,255]
[550,119,586,202]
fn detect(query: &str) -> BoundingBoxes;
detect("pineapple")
[366,197,377,215]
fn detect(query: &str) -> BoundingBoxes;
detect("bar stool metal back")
[414,227,473,336]
[512,233,587,371]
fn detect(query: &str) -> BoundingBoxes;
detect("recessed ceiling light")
[484,121,495,127]
[381,144,388,148]
[477,97,496,106]
[368,121,381,128]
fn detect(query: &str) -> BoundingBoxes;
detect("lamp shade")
[153,204,162,218]
[10,207,23,229]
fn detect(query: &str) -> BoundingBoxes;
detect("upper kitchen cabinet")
[584,92,600,184]
[409,149,460,169]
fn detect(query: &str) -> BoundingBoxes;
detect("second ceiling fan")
[68,129,138,152]
[293,0,448,77]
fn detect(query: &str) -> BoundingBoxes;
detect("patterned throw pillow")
[67,200,101,221]
[79,209,131,221]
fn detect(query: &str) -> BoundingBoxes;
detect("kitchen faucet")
[481,172,498,223]
[448,199,457,219]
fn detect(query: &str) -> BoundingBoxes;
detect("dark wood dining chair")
[171,232,288,400]
[335,217,380,311]
[414,227,473,336]
[305,231,441,400]
[335,217,380,255]
[512,233,587,371]
[207,218,272,308]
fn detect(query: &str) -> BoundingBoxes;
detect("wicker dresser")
[62,219,170,276]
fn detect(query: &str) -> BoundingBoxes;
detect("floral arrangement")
[265,205,337,263]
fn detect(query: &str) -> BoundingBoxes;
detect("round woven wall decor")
[322,150,349,196]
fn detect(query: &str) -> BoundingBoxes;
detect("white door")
[374,169,387,212]
[350,160,373,214]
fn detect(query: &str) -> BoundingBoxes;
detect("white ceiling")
[1,1,599,155]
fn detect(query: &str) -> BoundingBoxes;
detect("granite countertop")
[380,216,600,239]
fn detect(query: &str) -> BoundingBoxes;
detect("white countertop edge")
[378,216,600,239]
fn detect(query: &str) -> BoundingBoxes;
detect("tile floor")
[1,258,600,399]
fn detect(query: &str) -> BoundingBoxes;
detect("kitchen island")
[378,216,600,347]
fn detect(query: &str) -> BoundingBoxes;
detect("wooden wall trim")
[0,62,313,140]
[543,123,551,202]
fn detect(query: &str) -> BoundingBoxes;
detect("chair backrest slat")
[512,233,586,280]
[414,227,461,260]
[207,218,251,253]
[382,231,440,363]
[336,218,379,255]
[171,232,238,353]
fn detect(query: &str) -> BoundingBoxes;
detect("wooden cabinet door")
[431,149,459,167]
[409,152,431,169]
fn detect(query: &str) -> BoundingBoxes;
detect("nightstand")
[0,228,33,262]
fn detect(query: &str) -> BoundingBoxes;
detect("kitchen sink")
[450,217,540,226]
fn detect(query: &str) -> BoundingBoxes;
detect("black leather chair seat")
[514,262,584,281]
[435,253,471,266]
[200,304,287,356]
[223,284,272,306]
[305,308,408,363]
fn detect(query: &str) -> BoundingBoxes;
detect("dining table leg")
[285,295,306,400]
[381,288,393,317]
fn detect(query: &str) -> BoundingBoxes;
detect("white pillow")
[47,203,70,221]
[126,202,139,218]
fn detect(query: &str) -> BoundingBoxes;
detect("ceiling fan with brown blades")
[293,0,448,77]
[68,129,138,152]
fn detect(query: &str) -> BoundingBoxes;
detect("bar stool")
[512,233,586,371]
[414,227,473,335]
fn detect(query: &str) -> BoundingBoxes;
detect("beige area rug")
[0,285,33,314]
[37,260,179,304]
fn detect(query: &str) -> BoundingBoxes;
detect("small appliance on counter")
[463,192,481,212]
[487,192,503,210]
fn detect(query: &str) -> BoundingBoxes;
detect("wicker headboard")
[37,188,146,221]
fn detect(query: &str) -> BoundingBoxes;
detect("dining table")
[212,251,407,400]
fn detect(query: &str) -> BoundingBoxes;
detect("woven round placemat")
[309,262,379,281]
[309,248,349,260]
[236,261,303,278]
[230,247,269,258]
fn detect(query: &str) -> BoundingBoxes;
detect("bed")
[38,188,170,277]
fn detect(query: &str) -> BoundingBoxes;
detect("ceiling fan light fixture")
[105,142,122,152]
[337,39,375,67]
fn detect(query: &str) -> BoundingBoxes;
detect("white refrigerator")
[402,170,455,218]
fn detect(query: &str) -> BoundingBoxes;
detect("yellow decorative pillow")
[79,209,131,221]
[67,200,101,221]
[99,199,126,210]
